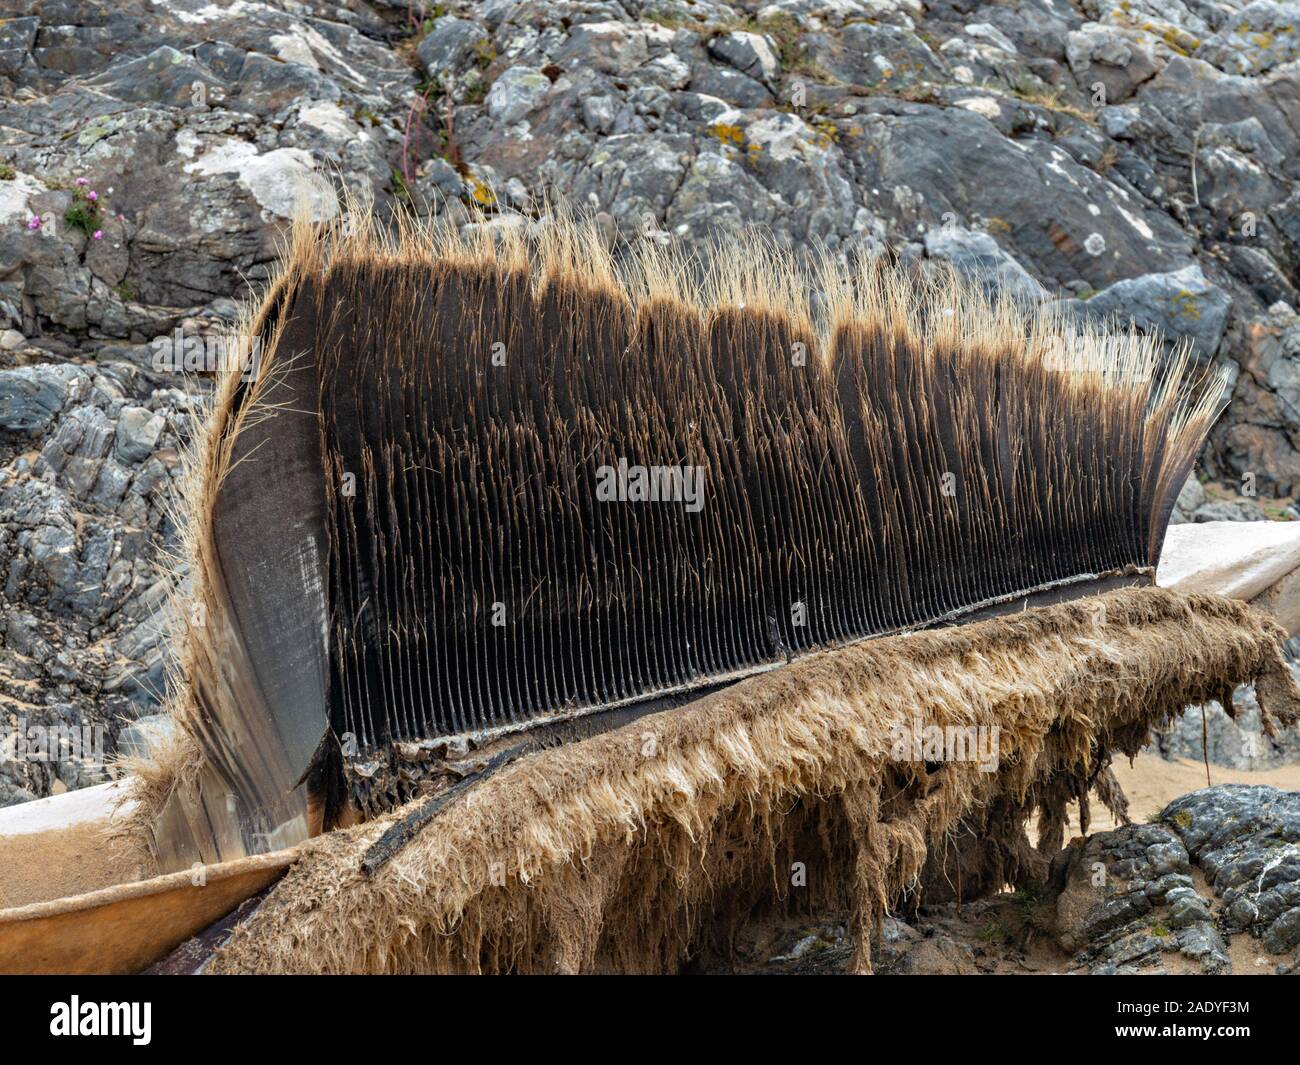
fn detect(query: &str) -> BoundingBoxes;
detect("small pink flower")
[92,230,103,240]
[26,216,41,230]
[75,177,88,186]
[86,190,98,202]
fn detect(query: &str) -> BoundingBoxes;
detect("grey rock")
[686,62,773,108]
[1274,189,1300,248]
[923,227,1047,304]
[1193,498,1270,522]
[1208,305,1300,498]
[115,712,174,760]
[1082,0,1212,41]
[0,0,416,333]
[879,915,921,947]
[708,32,780,84]
[0,778,37,809]
[417,16,492,79]
[843,107,1193,290]
[0,16,38,56]
[878,931,979,975]
[580,95,618,135]
[1146,872,1196,902]
[1203,117,1287,170]
[1175,924,1230,969]
[1066,24,1161,103]
[1146,841,1191,877]
[1050,822,1227,972]
[0,477,74,531]
[576,133,694,234]
[90,458,131,509]
[1177,475,1207,514]
[1196,2,1300,75]
[1162,786,1300,958]
[114,406,164,464]
[82,46,225,108]
[1266,906,1300,953]
[35,404,118,502]
[26,524,78,599]
[3,0,1300,821]
[1065,265,1231,358]
[965,23,1019,55]
[412,157,467,206]
[1167,893,1213,928]
[1101,931,1166,966]
[485,66,552,126]
[821,22,947,89]
[1154,676,1300,770]
[0,365,85,432]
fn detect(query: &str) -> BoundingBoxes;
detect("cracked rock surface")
[1165,785,1300,958]
[1050,785,1300,974]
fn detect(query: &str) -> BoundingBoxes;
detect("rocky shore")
[2,0,1299,970]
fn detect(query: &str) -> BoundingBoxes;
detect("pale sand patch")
[1063,751,1300,840]
[0,823,153,910]
[0,781,155,909]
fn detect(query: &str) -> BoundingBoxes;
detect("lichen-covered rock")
[0,364,86,431]
[1154,786,1300,962]
[1197,2,1300,76]
[1059,264,1231,358]
[1066,23,1161,103]
[1050,822,1230,973]
[1041,787,1300,973]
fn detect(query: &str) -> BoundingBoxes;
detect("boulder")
[923,226,1047,304]
[0,365,86,432]
[485,66,552,126]
[416,16,491,79]
[1062,264,1231,358]
[1066,24,1161,103]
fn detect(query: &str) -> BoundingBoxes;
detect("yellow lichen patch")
[1170,289,1202,321]
[467,175,496,207]
[809,117,840,150]
[711,122,747,148]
